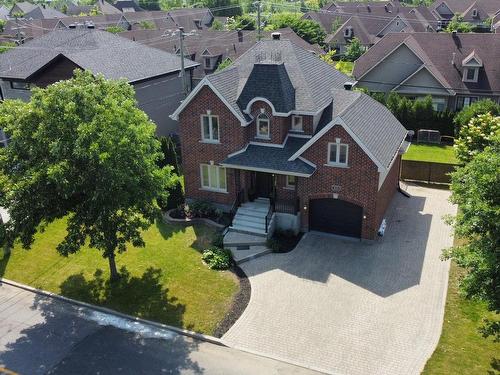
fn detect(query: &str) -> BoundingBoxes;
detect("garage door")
[309,198,363,238]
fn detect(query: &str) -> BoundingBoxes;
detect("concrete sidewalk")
[0,282,321,375]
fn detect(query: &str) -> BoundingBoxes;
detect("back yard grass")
[0,219,239,335]
[423,237,499,374]
[403,144,458,164]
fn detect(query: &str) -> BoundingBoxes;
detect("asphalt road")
[0,282,320,375]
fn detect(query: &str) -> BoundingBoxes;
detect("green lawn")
[0,219,239,335]
[423,261,499,374]
[403,144,458,164]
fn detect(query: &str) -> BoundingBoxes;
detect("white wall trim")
[219,163,313,177]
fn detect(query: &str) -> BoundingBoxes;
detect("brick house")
[171,37,407,240]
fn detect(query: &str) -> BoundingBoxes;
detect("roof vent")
[472,8,478,17]
[68,23,76,29]
[237,28,243,42]
[344,81,355,91]
[452,30,457,36]
[271,32,281,40]
[451,52,456,66]
[366,5,371,12]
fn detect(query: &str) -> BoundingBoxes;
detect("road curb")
[0,277,226,347]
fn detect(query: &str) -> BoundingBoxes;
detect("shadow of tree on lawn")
[488,357,500,375]
[59,266,190,330]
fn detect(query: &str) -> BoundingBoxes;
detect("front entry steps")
[229,198,270,236]
[227,245,271,264]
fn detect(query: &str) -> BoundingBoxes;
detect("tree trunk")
[108,252,119,281]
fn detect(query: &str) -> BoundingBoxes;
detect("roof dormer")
[344,26,353,38]
[462,50,483,83]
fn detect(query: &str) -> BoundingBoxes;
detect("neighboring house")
[305,5,436,53]
[0,5,10,20]
[166,8,214,31]
[430,0,500,30]
[113,0,144,13]
[23,5,66,19]
[0,28,198,140]
[353,32,500,111]
[171,38,407,240]
[121,27,324,82]
[9,1,38,16]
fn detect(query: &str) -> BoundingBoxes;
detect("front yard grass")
[423,261,499,374]
[403,144,458,164]
[0,219,239,335]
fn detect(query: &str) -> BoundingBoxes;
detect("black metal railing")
[264,190,276,233]
[229,189,245,227]
[274,197,300,215]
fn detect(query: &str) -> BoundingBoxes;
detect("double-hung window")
[328,140,348,167]
[200,164,227,192]
[256,113,270,139]
[291,115,303,131]
[201,114,219,142]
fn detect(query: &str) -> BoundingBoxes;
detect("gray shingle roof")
[237,64,295,114]
[206,39,349,119]
[335,92,407,168]
[0,29,198,82]
[222,137,315,176]
[353,32,500,95]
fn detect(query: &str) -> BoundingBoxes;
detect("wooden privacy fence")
[401,160,459,184]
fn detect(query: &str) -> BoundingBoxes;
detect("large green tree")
[454,113,500,164]
[445,15,474,33]
[0,71,173,281]
[265,12,326,45]
[344,37,364,61]
[453,99,500,135]
[445,137,500,341]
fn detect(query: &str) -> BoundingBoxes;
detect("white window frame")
[291,115,303,132]
[327,139,349,167]
[200,164,227,192]
[463,67,479,83]
[256,113,270,139]
[285,175,296,190]
[200,114,220,143]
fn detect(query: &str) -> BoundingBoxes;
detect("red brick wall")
[298,125,380,239]
[249,101,288,144]
[178,85,245,207]
[375,154,401,230]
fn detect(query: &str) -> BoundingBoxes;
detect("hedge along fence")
[401,160,460,184]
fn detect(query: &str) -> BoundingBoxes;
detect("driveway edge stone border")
[163,209,226,229]
[0,277,225,347]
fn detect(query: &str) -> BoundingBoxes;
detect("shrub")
[454,99,500,136]
[158,175,184,211]
[187,200,221,219]
[106,26,125,34]
[211,233,224,248]
[202,247,233,270]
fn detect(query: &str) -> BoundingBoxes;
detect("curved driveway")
[223,184,456,375]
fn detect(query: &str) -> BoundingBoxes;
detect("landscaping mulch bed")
[213,265,251,338]
[268,232,304,253]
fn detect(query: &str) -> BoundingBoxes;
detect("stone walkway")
[223,184,457,375]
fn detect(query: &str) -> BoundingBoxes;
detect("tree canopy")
[264,12,326,45]
[446,137,500,341]
[455,113,500,164]
[454,99,500,134]
[344,37,364,61]
[0,70,173,280]
[445,15,474,33]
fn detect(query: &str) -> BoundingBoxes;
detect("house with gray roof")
[353,32,500,111]
[304,4,437,54]
[171,37,407,240]
[430,0,500,30]
[0,27,198,138]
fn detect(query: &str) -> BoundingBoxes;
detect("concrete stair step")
[237,207,269,217]
[229,225,267,237]
[233,213,265,225]
[232,219,265,231]
[227,245,271,264]
[224,230,268,246]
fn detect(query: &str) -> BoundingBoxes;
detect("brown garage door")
[309,198,363,238]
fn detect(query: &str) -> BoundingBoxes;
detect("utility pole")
[178,27,188,96]
[254,1,262,41]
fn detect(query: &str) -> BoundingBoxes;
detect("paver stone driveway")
[223,184,457,375]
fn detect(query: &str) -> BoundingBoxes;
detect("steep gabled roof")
[0,29,198,82]
[24,6,66,19]
[172,39,349,122]
[290,90,407,170]
[237,63,296,114]
[353,32,500,95]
